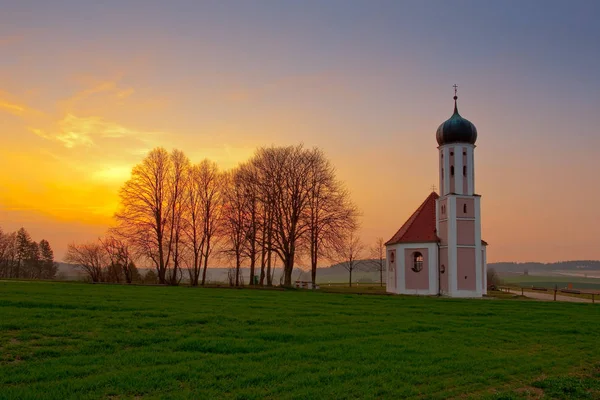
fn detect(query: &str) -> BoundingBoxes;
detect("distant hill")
[55,262,86,279]
[54,259,600,284]
[489,261,600,273]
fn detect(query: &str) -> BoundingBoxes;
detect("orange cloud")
[56,114,139,148]
[0,100,26,115]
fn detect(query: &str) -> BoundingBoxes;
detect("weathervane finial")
[452,84,459,114]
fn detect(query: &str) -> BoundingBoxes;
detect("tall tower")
[435,87,486,297]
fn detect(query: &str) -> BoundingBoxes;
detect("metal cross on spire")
[453,84,458,97]
[430,184,437,192]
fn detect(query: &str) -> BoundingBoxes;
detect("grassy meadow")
[501,274,600,291]
[1,281,600,399]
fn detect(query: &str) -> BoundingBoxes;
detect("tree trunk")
[283,255,294,286]
[349,268,352,287]
[235,252,240,287]
[201,253,209,286]
[259,248,266,286]
[157,265,165,285]
[259,233,266,286]
[266,249,272,286]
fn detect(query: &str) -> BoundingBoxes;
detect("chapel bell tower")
[435,86,486,297]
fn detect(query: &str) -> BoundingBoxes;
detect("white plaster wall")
[440,193,483,298]
[398,242,439,296]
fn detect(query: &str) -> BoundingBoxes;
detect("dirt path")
[507,288,596,303]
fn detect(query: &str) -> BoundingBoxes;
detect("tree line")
[67,144,364,286]
[0,227,57,279]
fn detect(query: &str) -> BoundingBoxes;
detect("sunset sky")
[2,1,600,263]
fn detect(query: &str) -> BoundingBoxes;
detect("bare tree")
[221,169,249,286]
[333,231,364,287]
[258,199,275,286]
[112,144,360,288]
[165,149,190,285]
[368,237,386,287]
[250,145,314,286]
[183,163,206,286]
[65,241,107,283]
[115,147,173,284]
[0,229,17,278]
[101,236,135,283]
[238,163,260,285]
[305,148,359,287]
[198,160,224,286]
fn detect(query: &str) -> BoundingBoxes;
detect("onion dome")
[436,95,477,145]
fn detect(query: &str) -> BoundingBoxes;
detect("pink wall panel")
[456,198,475,218]
[404,248,429,290]
[457,248,476,291]
[457,220,475,246]
[438,220,448,245]
[439,198,447,218]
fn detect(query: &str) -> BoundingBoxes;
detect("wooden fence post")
[554,285,557,301]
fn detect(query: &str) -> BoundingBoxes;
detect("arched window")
[412,252,423,272]
[389,251,395,264]
[463,204,467,214]
[450,166,454,176]
[440,265,446,274]
[463,166,467,176]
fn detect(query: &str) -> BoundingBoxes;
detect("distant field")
[1,281,600,399]
[501,274,600,290]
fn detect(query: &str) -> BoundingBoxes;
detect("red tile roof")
[386,192,440,245]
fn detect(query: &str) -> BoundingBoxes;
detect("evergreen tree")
[25,241,41,278]
[39,239,58,279]
[15,227,32,278]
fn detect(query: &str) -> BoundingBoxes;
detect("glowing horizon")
[2,1,600,263]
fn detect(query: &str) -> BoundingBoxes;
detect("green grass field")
[1,281,599,399]
[501,274,600,291]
